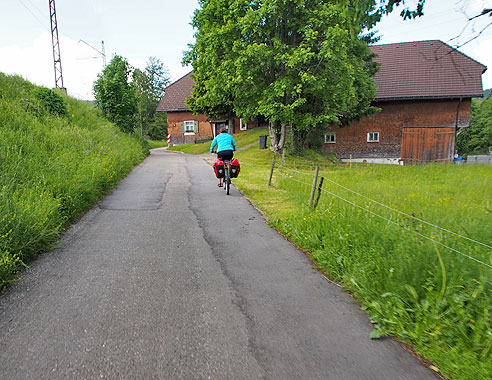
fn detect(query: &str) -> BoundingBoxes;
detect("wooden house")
[324,40,487,164]
[156,72,266,145]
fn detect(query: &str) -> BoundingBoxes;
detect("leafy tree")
[185,0,379,152]
[94,55,137,133]
[144,57,170,102]
[185,0,492,152]
[93,55,169,138]
[456,98,492,154]
[182,0,240,121]
[133,68,153,137]
[133,57,170,139]
[373,0,425,21]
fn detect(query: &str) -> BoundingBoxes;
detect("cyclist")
[211,126,237,187]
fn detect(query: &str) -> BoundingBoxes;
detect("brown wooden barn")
[156,72,266,146]
[324,40,487,164]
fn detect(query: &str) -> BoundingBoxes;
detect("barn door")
[401,128,455,164]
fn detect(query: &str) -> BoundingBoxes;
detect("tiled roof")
[156,72,194,112]
[157,41,487,111]
[371,40,487,100]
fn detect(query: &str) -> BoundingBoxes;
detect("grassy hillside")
[0,73,148,289]
[173,140,492,380]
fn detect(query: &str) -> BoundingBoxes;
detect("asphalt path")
[0,149,437,380]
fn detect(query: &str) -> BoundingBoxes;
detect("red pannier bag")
[230,158,240,178]
[213,158,225,178]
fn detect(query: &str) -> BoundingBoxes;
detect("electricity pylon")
[49,0,65,90]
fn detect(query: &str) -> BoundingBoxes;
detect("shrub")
[34,86,68,117]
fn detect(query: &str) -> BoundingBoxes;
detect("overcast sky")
[1,0,491,100]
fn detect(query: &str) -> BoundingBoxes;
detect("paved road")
[0,149,436,380]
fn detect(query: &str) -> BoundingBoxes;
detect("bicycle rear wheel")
[224,166,230,195]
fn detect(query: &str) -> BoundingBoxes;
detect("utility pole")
[101,41,106,67]
[78,39,106,67]
[49,0,65,91]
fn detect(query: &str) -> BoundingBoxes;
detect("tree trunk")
[268,121,287,153]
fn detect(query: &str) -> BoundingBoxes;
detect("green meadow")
[0,73,148,289]
[174,131,492,380]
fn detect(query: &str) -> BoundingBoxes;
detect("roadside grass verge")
[168,139,212,154]
[0,73,148,290]
[148,139,168,149]
[168,127,268,154]
[197,141,492,380]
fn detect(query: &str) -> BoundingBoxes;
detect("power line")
[78,40,106,67]
[23,0,47,19]
[16,0,50,33]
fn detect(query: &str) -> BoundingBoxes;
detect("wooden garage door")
[401,128,455,164]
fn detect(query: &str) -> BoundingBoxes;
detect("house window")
[240,118,247,131]
[324,132,336,144]
[184,120,195,133]
[367,132,379,142]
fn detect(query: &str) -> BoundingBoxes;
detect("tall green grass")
[233,147,492,380]
[0,73,148,289]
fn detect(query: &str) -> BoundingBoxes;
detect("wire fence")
[264,154,491,374]
[269,159,492,270]
[280,166,492,251]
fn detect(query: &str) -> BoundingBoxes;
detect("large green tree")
[185,0,381,152]
[93,55,137,133]
[183,0,241,121]
[185,0,490,152]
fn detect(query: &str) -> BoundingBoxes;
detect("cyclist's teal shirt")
[210,132,237,153]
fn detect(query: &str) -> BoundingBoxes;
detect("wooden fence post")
[268,154,276,186]
[280,148,286,169]
[309,166,319,206]
[314,176,324,208]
